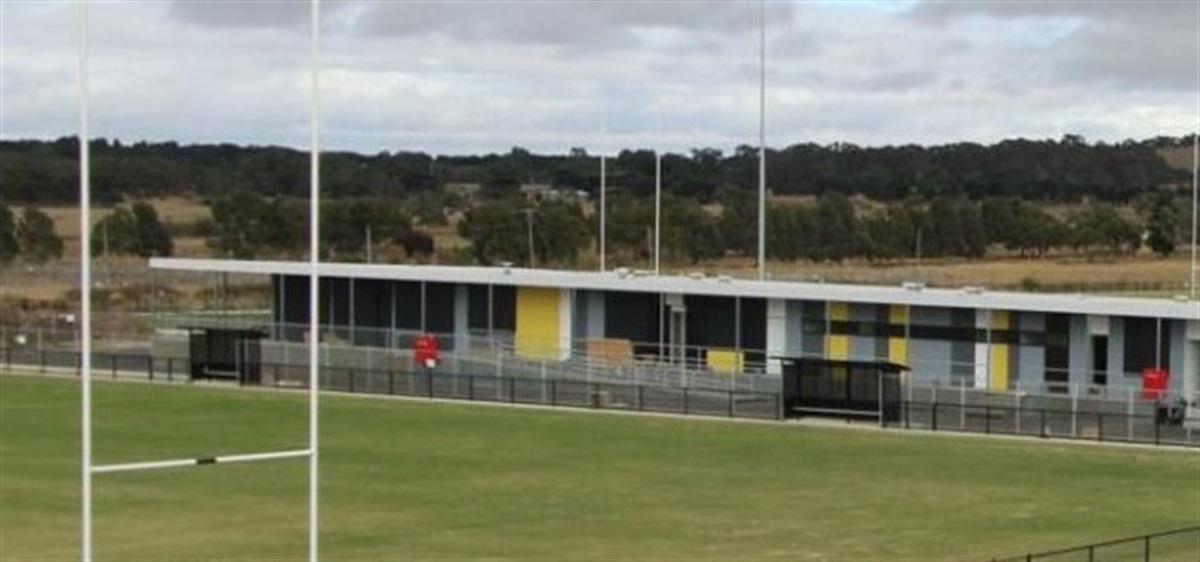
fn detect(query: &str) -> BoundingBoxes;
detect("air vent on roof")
[902,281,925,291]
[962,286,985,295]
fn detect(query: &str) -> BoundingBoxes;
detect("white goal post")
[78,1,323,560]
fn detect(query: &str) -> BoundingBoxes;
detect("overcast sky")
[1,0,1197,155]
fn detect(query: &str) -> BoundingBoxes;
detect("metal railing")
[991,525,1200,562]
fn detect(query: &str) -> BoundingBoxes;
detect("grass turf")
[1,373,1197,561]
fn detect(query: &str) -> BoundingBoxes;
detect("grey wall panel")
[785,300,805,357]
[1068,315,1089,386]
[587,291,605,338]
[1169,320,1186,392]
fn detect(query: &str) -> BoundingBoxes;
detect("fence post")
[273,364,281,387]
[508,377,515,404]
[1127,388,1135,441]
[638,385,644,412]
[110,354,117,379]
[349,369,356,394]
[1039,408,1046,438]
[1071,387,1078,437]
[683,387,690,415]
[148,356,154,381]
[1087,544,1094,562]
[39,349,45,373]
[550,379,557,406]
[426,368,433,399]
[904,400,910,429]
[1014,392,1021,434]
[932,403,939,432]
[1097,413,1104,442]
[468,374,474,401]
[1143,535,1150,562]
[728,390,735,417]
[959,384,966,429]
[75,351,81,378]
[167,357,173,382]
[985,405,991,434]
[1155,412,1160,445]
[388,370,395,395]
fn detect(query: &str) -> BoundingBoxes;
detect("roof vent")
[902,281,925,291]
[962,285,985,295]
[717,275,733,283]
[689,272,705,281]
[499,261,513,274]
[615,267,630,278]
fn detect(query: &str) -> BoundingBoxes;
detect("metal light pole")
[756,0,767,281]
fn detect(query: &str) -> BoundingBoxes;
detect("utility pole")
[365,224,373,264]
[523,208,536,268]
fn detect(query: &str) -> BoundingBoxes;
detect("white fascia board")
[149,258,1200,321]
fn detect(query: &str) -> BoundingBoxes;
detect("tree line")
[1,134,1189,205]
[1,134,1194,269]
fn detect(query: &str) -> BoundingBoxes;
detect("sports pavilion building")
[152,257,1199,405]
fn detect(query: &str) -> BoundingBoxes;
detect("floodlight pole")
[757,0,767,281]
[79,0,93,559]
[1191,2,1198,302]
[308,0,322,560]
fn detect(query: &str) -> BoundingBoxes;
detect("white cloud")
[1,0,1195,155]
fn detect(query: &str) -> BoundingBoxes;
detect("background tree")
[91,207,138,257]
[1144,194,1180,257]
[16,207,63,263]
[0,203,18,263]
[534,200,590,266]
[130,201,173,257]
[458,199,528,265]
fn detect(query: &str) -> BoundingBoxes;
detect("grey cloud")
[355,0,791,51]
[168,0,319,29]
[910,1,1197,92]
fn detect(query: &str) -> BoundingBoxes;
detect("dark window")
[1092,335,1108,386]
[1044,313,1069,383]
[1123,318,1167,376]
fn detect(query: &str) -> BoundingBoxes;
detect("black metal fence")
[0,347,782,422]
[991,525,1200,562]
[893,400,1200,448]
[4,346,1198,448]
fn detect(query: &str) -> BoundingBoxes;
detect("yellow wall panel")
[989,310,1010,391]
[827,302,849,361]
[707,349,744,374]
[887,305,908,366]
[515,287,560,359]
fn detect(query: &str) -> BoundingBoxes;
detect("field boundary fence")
[990,525,1200,562]
[0,346,784,423]
[2,345,1197,448]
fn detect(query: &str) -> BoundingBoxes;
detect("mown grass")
[1,373,1197,561]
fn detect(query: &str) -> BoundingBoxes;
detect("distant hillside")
[1158,145,1194,170]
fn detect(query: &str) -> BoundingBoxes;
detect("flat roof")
[150,258,1200,321]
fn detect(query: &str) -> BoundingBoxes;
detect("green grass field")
[1,373,1197,561]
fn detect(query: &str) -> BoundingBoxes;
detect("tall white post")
[307,0,321,559]
[756,0,767,281]
[654,149,662,275]
[79,1,93,559]
[599,152,607,272]
[1191,1,1198,301]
